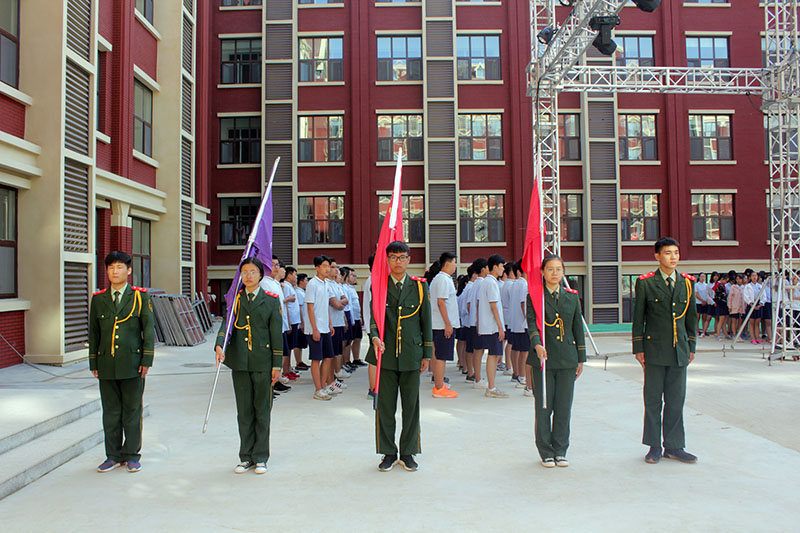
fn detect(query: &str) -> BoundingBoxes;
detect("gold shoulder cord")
[544,315,565,340]
[232,293,253,351]
[396,281,424,357]
[111,291,142,357]
[672,277,692,347]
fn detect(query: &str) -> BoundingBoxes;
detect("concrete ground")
[1,331,799,532]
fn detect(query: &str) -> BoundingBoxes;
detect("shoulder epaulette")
[132,286,148,293]
[680,272,697,282]
[565,287,578,294]
[410,276,426,283]
[264,290,280,299]
[238,289,244,294]
[639,271,656,280]
[93,288,107,296]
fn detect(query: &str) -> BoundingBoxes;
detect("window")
[618,36,655,67]
[221,0,262,5]
[220,197,260,245]
[220,117,261,164]
[622,275,639,323]
[686,36,729,68]
[131,218,151,288]
[619,114,657,161]
[558,114,581,161]
[459,194,504,243]
[221,39,261,84]
[689,114,732,161]
[457,35,501,81]
[299,116,344,162]
[621,193,659,241]
[691,193,735,241]
[378,194,424,243]
[299,196,345,244]
[377,36,422,82]
[765,115,799,160]
[377,114,423,161]
[0,0,19,87]
[458,113,502,161]
[135,0,153,24]
[0,186,16,297]
[299,37,343,82]
[560,194,583,242]
[133,80,153,156]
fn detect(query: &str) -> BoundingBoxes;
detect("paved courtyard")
[1,333,799,532]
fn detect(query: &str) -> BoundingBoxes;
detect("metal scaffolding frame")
[528,0,800,361]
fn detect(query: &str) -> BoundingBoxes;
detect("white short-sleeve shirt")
[500,278,515,327]
[362,276,372,330]
[303,275,331,335]
[285,283,301,325]
[467,277,484,327]
[430,271,461,330]
[509,277,529,333]
[260,277,289,331]
[347,284,362,322]
[327,279,346,327]
[477,274,503,334]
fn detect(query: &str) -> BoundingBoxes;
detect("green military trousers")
[98,376,144,462]
[531,366,576,459]
[231,370,273,463]
[643,363,687,449]
[375,368,421,456]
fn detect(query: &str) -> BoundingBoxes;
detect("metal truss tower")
[528,0,800,360]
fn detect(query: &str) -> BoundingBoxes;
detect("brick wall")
[0,93,25,138]
[0,311,25,369]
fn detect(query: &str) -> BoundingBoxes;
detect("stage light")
[537,26,556,46]
[589,15,620,56]
[633,0,661,12]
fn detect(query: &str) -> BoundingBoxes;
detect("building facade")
[0,0,205,368]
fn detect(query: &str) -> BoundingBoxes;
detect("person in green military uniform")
[89,251,154,473]
[368,241,433,472]
[525,255,585,468]
[215,257,283,475]
[632,237,698,465]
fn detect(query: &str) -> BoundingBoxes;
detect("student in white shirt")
[326,260,350,384]
[466,258,488,386]
[363,254,377,398]
[694,273,707,337]
[303,256,336,400]
[293,273,309,368]
[260,257,293,392]
[457,266,476,380]
[500,263,516,377]
[344,268,366,367]
[508,262,530,389]
[477,254,507,398]
[429,252,460,399]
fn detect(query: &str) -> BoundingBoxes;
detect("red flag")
[521,167,545,345]
[370,150,404,393]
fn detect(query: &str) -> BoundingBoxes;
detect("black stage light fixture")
[589,15,621,56]
[633,0,661,12]
[537,26,556,46]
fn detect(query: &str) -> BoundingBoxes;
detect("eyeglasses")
[388,255,409,263]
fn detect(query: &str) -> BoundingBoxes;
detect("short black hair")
[328,257,337,264]
[654,237,680,253]
[472,257,488,273]
[105,251,132,268]
[488,254,505,270]
[386,240,410,255]
[439,252,456,265]
[285,266,297,275]
[511,261,522,276]
[313,255,331,267]
[368,253,375,270]
[504,263,513,275]
[339,266,351,279]
[297,273,308,284]
[466,264,475,277]
[240,257,265,279]
[272,254,279,261]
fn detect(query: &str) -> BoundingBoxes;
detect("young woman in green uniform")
[526,255,586,468]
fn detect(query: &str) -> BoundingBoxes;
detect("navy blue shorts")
[466,326,482,352]
[332,326,346,354]
[716,302,729,316]
[455,327,465,341]
[761,302,773,320]
[295,326,308,349]
[746,305,762,320]
[282,332,290,358]
[696,303,705,315]
[510,331,531,352]
[351,320,363,339]
[480,332,503,356]
[433,329,455,361]
[307,332,334,360]
[343,311,354,346]
[289,323,301,349]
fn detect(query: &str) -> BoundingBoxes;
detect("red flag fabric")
[521,171,545,344]
[370,151,404,393]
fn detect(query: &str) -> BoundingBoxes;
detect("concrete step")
[0,405,149,501]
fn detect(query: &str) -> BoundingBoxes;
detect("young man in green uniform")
[632,237,699,464]
[89,251,154,473]
[215,257,283,475]
[368,241,433,472]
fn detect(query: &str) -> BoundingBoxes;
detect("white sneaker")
[234,461,254,474]
[502,369,513,376]
[473,379,488,389]
[523,387,533,397]
[254,462,267,474]
[334,379,348,390]
[335,369,351,379]
[313,389,332,401]
[485,387,509,398]
[326,385,341,396]
[515,377,527,389]
[279,376,290,385]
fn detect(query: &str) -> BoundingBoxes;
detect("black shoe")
[461,369,468,375]
[344,363,357,372]
[272,392,279,399]
[295,362,310,371]
[645,446,662,464]
[352,359,367,367]
[465,374,475,382]
[378,454,398,471]
[399,455,418,471]
[274,382,291,392]
[663,448,698,463]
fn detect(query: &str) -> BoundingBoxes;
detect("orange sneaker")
[432,386,458,398]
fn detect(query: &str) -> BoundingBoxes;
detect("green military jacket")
[632,269,697,367]
[89,285,155,380]
[216,289,283,372]
[368,274,433,371]
[526,289,586,369]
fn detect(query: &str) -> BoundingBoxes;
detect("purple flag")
[220,158,280,351]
